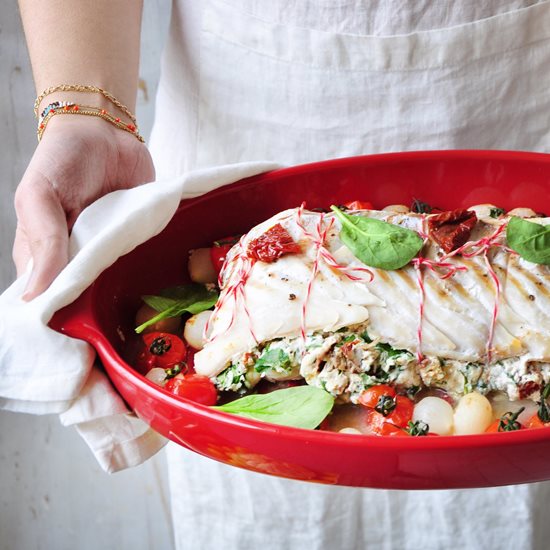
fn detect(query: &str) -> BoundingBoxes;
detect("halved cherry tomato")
[344,200,374,210]
[358,384,396,409]
[164,374,218,405]
[136,332,186,371]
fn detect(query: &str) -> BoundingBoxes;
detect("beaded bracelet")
[37,104,144,143]
[39,101,76,123]
[34,84,137,124]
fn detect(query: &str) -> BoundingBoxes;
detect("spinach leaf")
[254,348,291,373]
[331,206,423,270]
[135,284,219,333]
[506,217,550,265]
[213,386,335,429]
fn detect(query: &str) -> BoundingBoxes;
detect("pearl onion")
[413,397,454,435]
[453,392,493,435]
[184,310,212,350]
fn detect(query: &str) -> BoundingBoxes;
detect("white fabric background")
[151,1,550,549]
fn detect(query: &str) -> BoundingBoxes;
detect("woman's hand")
[13,116,155,300]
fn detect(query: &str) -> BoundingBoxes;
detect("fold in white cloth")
[0,162,279,473]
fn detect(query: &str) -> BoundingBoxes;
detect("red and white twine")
[442,223,515,363]
[295,204,374,340]
[204,236,258,344]
[412,256,468,362]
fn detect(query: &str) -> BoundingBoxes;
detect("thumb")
[14,175,69,301]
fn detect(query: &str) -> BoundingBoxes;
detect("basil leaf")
[506,217,550,265]
[255,348,291,373]
[331,206,423,270]
[213,386,334,429]
[135,284,219,333]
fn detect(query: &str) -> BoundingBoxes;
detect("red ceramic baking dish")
[50,150,550,489]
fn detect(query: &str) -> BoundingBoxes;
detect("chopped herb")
[375,342,409,358]
[407,420,429,436]
[216,364,247,391]
[337,334,359,347]
[360,330,373,343]
[255,348,292,373]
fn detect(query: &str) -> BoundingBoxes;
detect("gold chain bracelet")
[37,104,144,143]
[34,84,137,124]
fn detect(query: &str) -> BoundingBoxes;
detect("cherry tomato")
[137,332,186,371]
[485,420,502,433]
[210,236,241,274]
[485,409,525,432]
[364,410,409,436]
[344,200,374,210]
[358,384,396,409]
[387,395,414,428]
[379,422,409,437]
[525,414,548,430]
[164,374,218,405]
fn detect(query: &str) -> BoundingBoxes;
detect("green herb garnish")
[164,363,185,380]
[213,386,335,429]
[407,420,429,436]
[136,284,218,334]
[411,199,432,214]
[331,206,423,270]
[489,207,505,218]
[254,348,291,373]
[506,216,550,266]
[497,407,525,432]
[360,330,373,343]
[375,395,397,416]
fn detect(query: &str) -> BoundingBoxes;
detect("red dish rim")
[57,148,550,451]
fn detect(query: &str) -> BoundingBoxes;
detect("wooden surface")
[0,2,174,549]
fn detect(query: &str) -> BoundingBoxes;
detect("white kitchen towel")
[0,161,278,473]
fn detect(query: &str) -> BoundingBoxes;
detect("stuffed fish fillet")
[194,206,550,403]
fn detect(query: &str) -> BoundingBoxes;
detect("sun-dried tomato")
[519,381,540,400]
[247,223,301,263]
[427,209,477,253]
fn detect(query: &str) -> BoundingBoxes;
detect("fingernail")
[21,273,38,302]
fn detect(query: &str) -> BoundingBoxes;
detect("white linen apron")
[149,1,550,549]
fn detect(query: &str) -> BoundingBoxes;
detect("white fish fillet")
[194,207,550,378]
